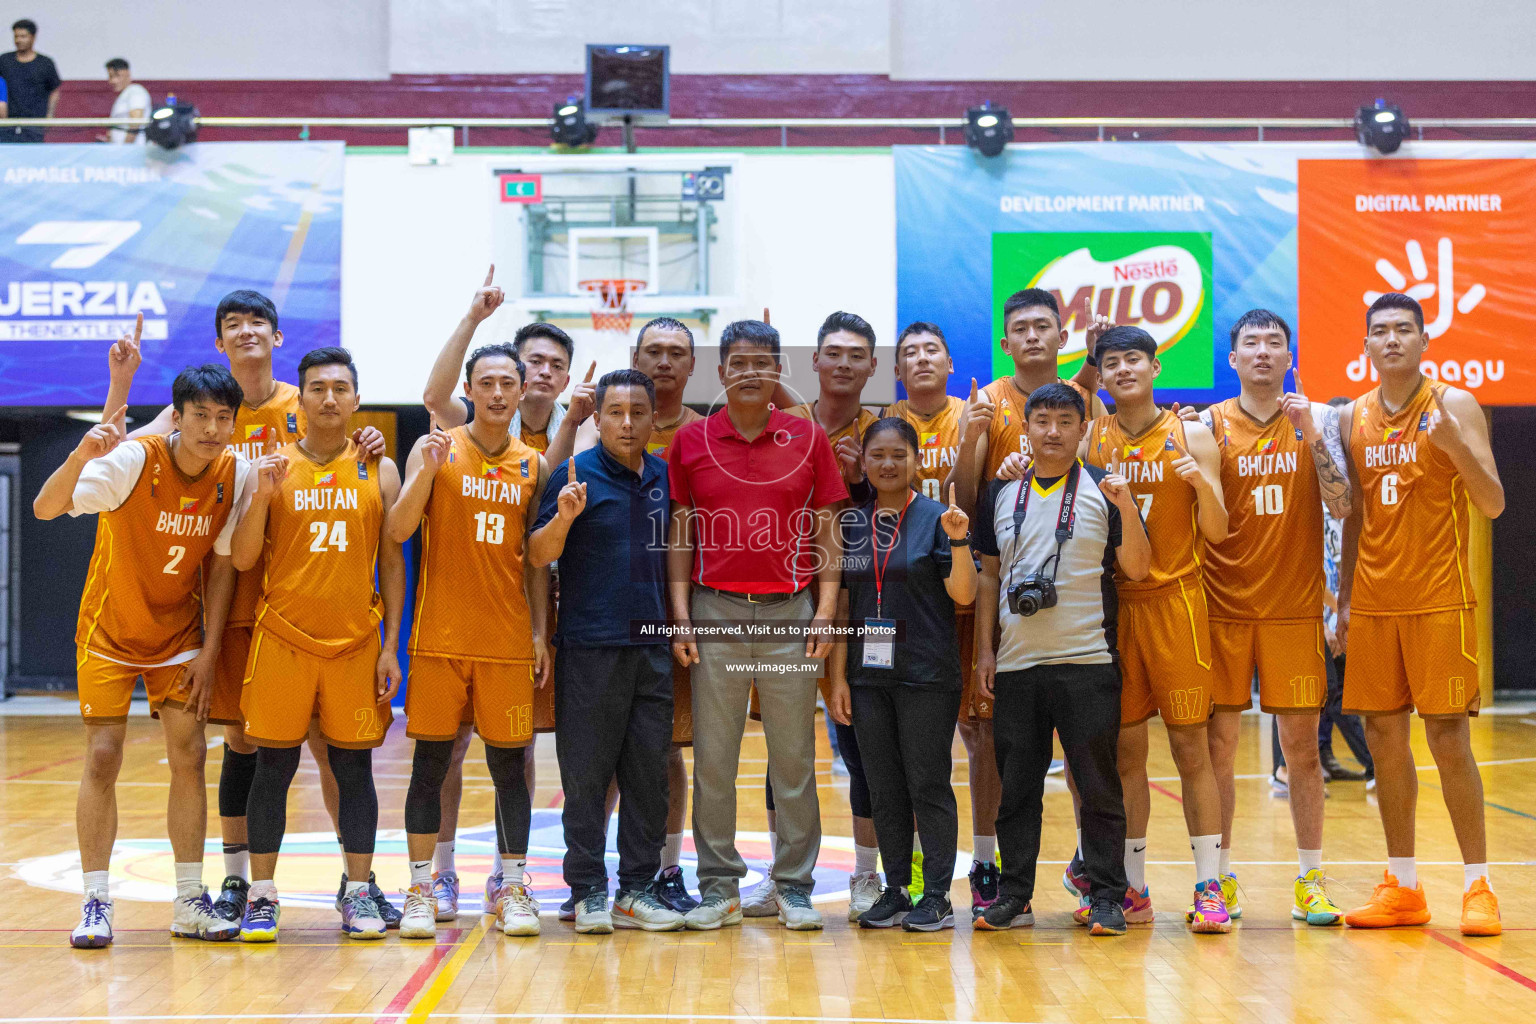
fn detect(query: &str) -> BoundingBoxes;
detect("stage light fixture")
[551,96,598,148]
[965,103,1014,157]
[145,100,198,150]
[1355,99,1408,155]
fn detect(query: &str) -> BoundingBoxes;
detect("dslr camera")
[1007,570,1058,617]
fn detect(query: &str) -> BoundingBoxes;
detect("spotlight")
[551,96,598,148]
[144,100,198,150]
[965,102,1014,157]
[1355,99,1408,155]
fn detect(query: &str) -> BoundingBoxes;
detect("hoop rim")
[578,278,648,307]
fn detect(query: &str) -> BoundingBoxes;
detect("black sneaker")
[902,894,954,932]
[974,894,1033,931]
[1086,896,1126,936]
[559,894,577,921]
[649,866,700,914]
[368,873,403,929]
[968,859,1000,919]
[211,876,249,924]
[858,886,913,929]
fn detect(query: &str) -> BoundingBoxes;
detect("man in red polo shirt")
[667,319,847,932]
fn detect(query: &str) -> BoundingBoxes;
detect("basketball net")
[580,278,645,333]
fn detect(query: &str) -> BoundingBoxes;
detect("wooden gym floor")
[2,695,1536,1024]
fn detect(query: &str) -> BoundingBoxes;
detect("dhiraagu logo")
[992,231,1214,387]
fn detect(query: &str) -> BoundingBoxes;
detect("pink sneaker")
[1189,879,1232,934]
[1074,885,1154,926]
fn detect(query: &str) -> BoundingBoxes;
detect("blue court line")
[1420,780,1536,822]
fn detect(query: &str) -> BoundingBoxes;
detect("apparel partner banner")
[0,141,344,405]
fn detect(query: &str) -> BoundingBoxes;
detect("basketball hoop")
[580,278,646,333]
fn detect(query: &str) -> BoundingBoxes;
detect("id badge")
[862,618,896,669]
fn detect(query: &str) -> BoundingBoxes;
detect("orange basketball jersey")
[1203,399,1324,622]
[255,440,384,656]
[783,402,879,448]
[226,382,305,628]
[983,376,1098,479]
[1087,409,1203,594]
[644,407,705,459]
[1348,379,1474,615]
[77,434,241,665]
[410,427,541,663]
[884,395,964,503]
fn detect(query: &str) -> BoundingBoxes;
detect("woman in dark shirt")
[829,417,976,931]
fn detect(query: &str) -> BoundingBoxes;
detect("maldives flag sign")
[1297,159,1536,405]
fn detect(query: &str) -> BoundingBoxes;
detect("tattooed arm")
[1281,394,1352,520]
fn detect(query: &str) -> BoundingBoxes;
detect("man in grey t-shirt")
[972,382,1149,935]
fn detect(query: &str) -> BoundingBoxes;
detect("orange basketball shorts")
[406,656,535,748]
[75,647,191,722]
[1209,619,1327,714]
[1118,579,1215,729]
[241,627,391,749]
[1344,609,1479,718]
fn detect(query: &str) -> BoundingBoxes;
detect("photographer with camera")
[971,383,1149,936]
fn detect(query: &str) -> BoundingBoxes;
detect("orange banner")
[1297,159,1536,405]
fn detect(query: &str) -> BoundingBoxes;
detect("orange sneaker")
[1344,871,1430,928]
[1460,878,1501,936]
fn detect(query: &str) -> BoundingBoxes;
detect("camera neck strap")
[1011,460,1081,543]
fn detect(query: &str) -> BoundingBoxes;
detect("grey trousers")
[689,586,823,899]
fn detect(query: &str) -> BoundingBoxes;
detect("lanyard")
[871,491,915,618]
[1011,461,1081,543]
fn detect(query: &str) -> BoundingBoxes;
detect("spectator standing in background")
[0,74,8,119]
[1,19,62,143]
[103,58,149,144]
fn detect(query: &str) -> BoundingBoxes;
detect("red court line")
[1148,781,1184,804]
[5,754,84,780]
[374,926,464,1023]
[547,787,565,809]
[1427,930,1536,994]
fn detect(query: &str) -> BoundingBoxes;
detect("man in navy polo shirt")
[531,369,683,935]
[666,319,847,931]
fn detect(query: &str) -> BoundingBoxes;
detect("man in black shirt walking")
[1,20,61,143]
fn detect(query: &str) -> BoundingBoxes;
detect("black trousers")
[555,643,674,898]
[851,684,961,892]
[993,662,1127,904]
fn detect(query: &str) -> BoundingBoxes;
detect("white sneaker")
[742,876,779,917]
[613,888,685,931]
[574,892,613,934]
[684,894,743,931]
[339,891,387,940]
[776,884,823,931]
[171,887,239,941]
[848,871,882,922]
[400,884,438,939]
[498,883,541,936]
[71,895,114,948]
[483,871,503,915]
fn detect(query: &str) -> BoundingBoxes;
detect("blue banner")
[895,144,1298,402]
[0,142,344,405]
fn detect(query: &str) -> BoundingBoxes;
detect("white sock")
[82,870,110,900]
[1219,845,1232,878]
[1075,829,1084,861]
[854,843,879,876]
[174,862,203,899]
[491,847,504,877]
[508,857,527,882]
[250,879,277,901]
[1465,863,1490,892]
[410,859,432,888]
[1387,856,1418,889]
[223,845,249,881]
[972,834,995,864]
[434,841,456,876]
[1124,839,1147,892]
[1191,834,1222,883]
[344,878,368,898]
[662,833,683,870]
[1298,849,1323,875]
[911,831,923,855]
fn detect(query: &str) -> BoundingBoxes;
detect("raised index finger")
[132,311,143,344]
[1292,362,1307,397]
[1431,386,1448,411]
[568,456,576,484]
[483,264,495,287]
[969,377,979,402]
[584,360,596,384]
[948,482,956,507]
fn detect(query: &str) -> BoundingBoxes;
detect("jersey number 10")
[1250,484,1285,516]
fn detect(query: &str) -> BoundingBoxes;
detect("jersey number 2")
[309,520,349,552]
[162,545,186,574]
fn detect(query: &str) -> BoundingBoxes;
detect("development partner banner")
[0,142,344,405]
[896,143,1296,403]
